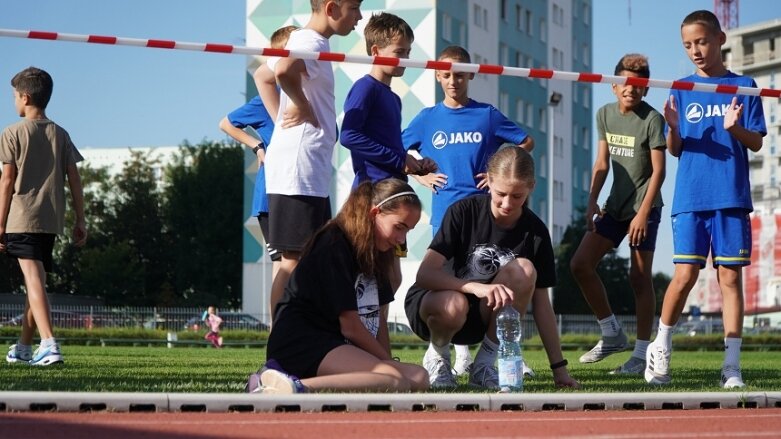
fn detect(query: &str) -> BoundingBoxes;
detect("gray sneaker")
[609,356,645,375]
[579,328,630,363]
[468,362,499,390]
[423,349,457,389]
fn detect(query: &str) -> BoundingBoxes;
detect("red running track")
[1,409,781,439]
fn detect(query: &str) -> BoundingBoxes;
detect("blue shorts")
[593,207,662,252]
[671,209,751,267]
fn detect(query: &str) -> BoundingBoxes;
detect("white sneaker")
[423,348,457,389]
[30,343,63,366]
[6,344,32,364]
[644,342,671,385]
[721,365,746,389]
[521,358,535,378]
[451,355,473,376]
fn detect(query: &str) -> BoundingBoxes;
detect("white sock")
[655,321,674,350]
[598,315,620,337]
[454,344,472,359]
[632,339,651,360]
[40,337,56,348]
[428,342,451,360]
[723,337,742,369]
[474,336,498,366]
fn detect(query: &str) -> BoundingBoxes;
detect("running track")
[2,409,781,439]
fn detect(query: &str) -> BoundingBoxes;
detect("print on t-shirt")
[355,274,381,337]
[457,243,516,282]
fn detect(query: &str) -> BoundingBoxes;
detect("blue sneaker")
[30,343,63,366]
[6,344,32,364]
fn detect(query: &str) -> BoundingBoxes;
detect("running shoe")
[259,368,306,394]
[451,354,474,376]
[468,362,499,390]
[30,343,63,366]
[721,365,746,389]
[644,342,671,385]
[609,356,645,375]
[579,328,630,363]
[423,348,457,389]
[6,344,32,364]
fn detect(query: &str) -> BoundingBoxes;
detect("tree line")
[1,140,671,313]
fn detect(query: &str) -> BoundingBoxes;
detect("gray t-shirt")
[596,101,665,221]
[0,119,83,234]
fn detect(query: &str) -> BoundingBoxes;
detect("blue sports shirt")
[669,72,766,215]
[402,99,528,228]
[340,75,406,187]
[227,96,275,216]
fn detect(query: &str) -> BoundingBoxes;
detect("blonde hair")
[486,146,535,185]
[270,25,298,49]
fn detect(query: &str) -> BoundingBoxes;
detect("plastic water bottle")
[496,305,523,392]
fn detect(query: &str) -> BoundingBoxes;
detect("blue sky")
[0,0,778,275]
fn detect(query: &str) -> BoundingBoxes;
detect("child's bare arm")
[254,63,280,120]
[0,163,16,252]
[663,96,683,157]
[66,163,87,247]
[724,97,763,152]
[275,58,317,128]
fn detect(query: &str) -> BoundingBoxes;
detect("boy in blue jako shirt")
[219,25,297,320]
[340,12,435,188]
[403,45,534,378]
[644,10,766,389]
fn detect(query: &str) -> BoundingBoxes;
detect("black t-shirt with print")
[275,224,394,338]
[430,194,556,288]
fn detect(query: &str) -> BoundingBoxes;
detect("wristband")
[252,143,265,155]
[550,359,568,370]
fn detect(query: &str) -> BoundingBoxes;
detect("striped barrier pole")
[1,28,780,99]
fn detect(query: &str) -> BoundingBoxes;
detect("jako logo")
[431,131,483,149]
[432,131,448,149]
[685,103,704,123]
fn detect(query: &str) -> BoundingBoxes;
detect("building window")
[573,83,578,104]
[525,10,532,35]
[500,44,508,66]
[516,99,524,125]
[442,13,452,42]
[583,43,590,66]
[583,170,590,191]
[525,102,533,128]
[515,50,521,67]
[553,3,564,26]
[474,4,481,27]
[582,126,590,149]
[501,0,507,21]
[583,3,590,25]
[540,19,547,42]
[499,92,509,114]
[540,108,547,132]
[554,180,563,201]
[516,5,523,31]
[483,9,488,29]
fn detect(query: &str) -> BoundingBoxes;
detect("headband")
[375,191,417,209]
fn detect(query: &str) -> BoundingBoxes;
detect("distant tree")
[164,141,243,308]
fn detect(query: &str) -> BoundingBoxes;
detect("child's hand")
[553,368,581,389]
[256,149,266,169]
[627,211,649,247]
[415,173,447,193]
[585,201,601,231]
[663,95,679,130]
[724,96,743,131]
[281,103,318,129]
[73,220,87,247]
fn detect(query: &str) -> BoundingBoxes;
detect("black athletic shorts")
[4,233,56,272]
[257,213,281,262]
[267,194,331,253]
[404,283,488,345]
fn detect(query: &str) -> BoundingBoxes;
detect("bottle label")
[497,357,523,392]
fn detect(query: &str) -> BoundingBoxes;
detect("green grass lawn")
[1,345,778,393]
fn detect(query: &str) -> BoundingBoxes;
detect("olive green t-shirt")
[596,101,665,221]
[0,119,83,234]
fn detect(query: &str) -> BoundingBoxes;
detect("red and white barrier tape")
[2,28,780,98]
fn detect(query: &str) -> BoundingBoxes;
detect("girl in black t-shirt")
[256,179,429,393]
[406,147,579,389]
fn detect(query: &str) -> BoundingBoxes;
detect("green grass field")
[1,346,779,393]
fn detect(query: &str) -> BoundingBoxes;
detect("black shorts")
[404,283,488,346]
[257,213,281,262]
[267,194,331,253]
[266,307,346,378]
[4,233,56,272]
